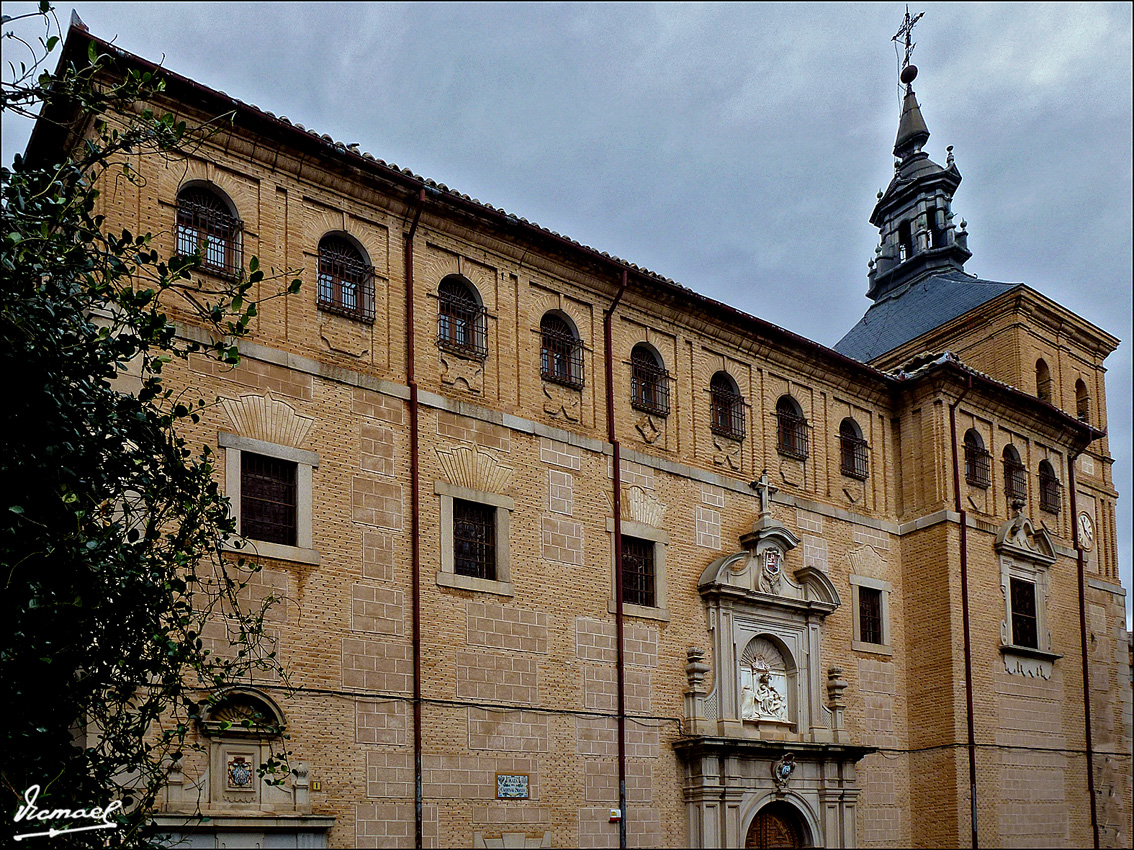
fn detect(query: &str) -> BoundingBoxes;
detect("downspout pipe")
[948,376,979,848]
[404,188,426,850]
[1068,449,1100,849]
[603,269,629,850]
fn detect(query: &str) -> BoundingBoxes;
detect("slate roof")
[834,271,1021,363]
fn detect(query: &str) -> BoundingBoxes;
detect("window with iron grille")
[540,314,584,388]
[241,453,297,547]
[317,235,375,323]
[1003,446,1027,504]
[630,344,670,417]
[453,499,496,581]
[710,372,745,440]
[858,586,883,645]
[776,396,808,460]
[1009,577,1038,649]
[176,187,241,276]
[964,429,991,488]
[1038,461,1061,514]
[620,536,655,608]
[437,276,487,359]
[839,418,868,479]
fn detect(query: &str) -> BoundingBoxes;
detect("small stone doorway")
[744,801,809,849]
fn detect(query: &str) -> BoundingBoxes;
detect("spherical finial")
[900,63,918,85]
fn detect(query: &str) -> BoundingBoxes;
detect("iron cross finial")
[893,5,925,71]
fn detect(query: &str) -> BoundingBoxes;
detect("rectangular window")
[1010,577,1038,649]
[620,536,655,608]
[241,452,297,547]
[453,499,496,581]
[858,586,883,645]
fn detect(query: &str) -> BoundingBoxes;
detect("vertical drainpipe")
[603,269,629,850]
[404,188,426,850]
[1068,449,1100,849]
[947,376,979,848]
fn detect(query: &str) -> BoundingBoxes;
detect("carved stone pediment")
[698,512,838,614]
[995,512,1056,565]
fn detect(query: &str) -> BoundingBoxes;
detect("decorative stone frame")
[849,574,892,656]
[680,503,867,849]
[995,510,1061,678]
[435,481,513,596]
[221,432,319,565]
[164,687,312,817]
[606,518,669,622]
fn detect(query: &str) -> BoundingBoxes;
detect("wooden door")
[744,802,806,849]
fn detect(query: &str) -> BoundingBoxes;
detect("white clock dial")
[1077,512,1094,550]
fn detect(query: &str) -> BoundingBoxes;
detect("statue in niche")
[739,642,789,723]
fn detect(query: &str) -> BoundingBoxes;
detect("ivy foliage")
[1,5,300,846]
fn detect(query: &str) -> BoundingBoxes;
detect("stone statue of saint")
[754,669,788,721]
[741,662,788,722]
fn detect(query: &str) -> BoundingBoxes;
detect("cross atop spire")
[892,6,925,89]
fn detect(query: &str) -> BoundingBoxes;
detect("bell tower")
[866,9,972,301]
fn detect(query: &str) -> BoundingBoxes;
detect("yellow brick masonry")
[86,77,1132,849]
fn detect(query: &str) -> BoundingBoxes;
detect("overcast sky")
[4,2,1131,624]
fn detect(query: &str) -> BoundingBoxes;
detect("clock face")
[1077,512,1094,550]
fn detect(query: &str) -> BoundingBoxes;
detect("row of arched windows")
[176,184,874,481]
[963,430,1061,513]
[176,184,377,322]
[178,185,879,480]
[436,274,871,477]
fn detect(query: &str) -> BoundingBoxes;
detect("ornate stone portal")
[676,478,873,848]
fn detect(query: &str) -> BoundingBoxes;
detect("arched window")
[436,275,487,358]
[317,234,374,322]
[539,312,583,388]
[176,185,241,275]
[630,344,669,417]
[709,372,745,440]
[1038,460,1061,514]
[1036,359,1052,403]
[839,417,868,479]
[1075,379,1090,423]
[776,395,808,460]
[1003,445,1027,505]
[898,219,914,262]
[963,429,990,488]
[926,206,946,249]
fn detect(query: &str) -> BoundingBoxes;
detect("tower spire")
[891,7,930,160]
[865,9,971,301]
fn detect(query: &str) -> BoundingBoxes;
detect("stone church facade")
[33,22,1130,850]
